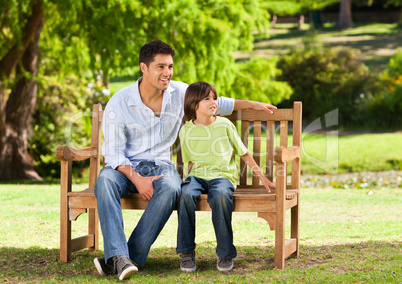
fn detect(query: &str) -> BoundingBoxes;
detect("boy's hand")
[261,176,276,193]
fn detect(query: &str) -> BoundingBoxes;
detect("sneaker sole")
[93,258,107,276]
[180,265,197,272]
[119,265,138,280]
[217,263,233,271]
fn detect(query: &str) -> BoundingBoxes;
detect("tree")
[338,0,354,28]
[0,0,277,181]
[0,0,45,180]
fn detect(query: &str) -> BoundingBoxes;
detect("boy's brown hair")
[184,81,217,120]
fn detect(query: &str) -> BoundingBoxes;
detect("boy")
[176,82,276,272]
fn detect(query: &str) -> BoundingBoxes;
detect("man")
[93,39,276,280]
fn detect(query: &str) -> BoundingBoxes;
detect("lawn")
[235,132,402,177]
[300,132,402,174]
[0,183,400,283]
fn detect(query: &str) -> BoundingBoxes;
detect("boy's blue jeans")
[94,161,181,266]
[176,176,237,260]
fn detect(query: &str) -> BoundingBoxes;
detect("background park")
[0,0,401,283]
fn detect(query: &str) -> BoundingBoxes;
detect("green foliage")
[227,57,292,104]
[358,49,402,129]
[30,75,109,178]
[43,0,271,90]
[262,1,304,17]
[10,0,272,177]
[262,0,339,17]
[277,47,373,126]
[0,0,33,58]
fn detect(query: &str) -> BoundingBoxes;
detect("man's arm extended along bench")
[56,101,302,269]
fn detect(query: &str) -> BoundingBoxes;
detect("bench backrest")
[176,102,302,188]
[88,101,301,189]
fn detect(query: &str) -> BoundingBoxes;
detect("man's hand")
[117,165,163,201]
[252,102,277,115]
[133,174,163,201]
[234,100,277,115]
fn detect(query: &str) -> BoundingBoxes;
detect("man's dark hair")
[139,39,175,66]
[184,81,218,121]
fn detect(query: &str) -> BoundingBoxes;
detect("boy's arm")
[188,162,194,174]
[240,152,276,193]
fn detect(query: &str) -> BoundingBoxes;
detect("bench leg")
[60,160,72,262]
[290,195,300,258]
[88,208,99,252]
[275,163,286,269]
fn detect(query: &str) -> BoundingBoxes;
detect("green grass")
[239,132,402,176]
[301,132,402,174]
[0,184,400,283]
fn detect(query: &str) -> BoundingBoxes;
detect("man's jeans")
[94,161,181,266]
[176,176,237,260]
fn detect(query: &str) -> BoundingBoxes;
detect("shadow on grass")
[0,179,61,185]
[1,241,400,282]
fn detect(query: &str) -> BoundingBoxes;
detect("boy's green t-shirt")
[179,116,248,186]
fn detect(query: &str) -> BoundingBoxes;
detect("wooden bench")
[56,101,302,269]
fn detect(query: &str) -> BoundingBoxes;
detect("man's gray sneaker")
[112,255,138,280]
[94,255,138,280]
[94,257,114,276]
[180,251,196,272]
[217,258,233,271]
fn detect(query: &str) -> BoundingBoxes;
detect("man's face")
[140,54,174,92]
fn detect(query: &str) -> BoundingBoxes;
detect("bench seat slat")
[68,191,298,213]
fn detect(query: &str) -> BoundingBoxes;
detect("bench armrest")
[274,146,301,163]
[56,145,96,161]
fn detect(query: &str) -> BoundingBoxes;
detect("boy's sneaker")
[217,258,233,271]
[112,255,138,280]
[94,257,114,276]
[180,251,196,272]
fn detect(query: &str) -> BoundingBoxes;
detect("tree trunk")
[338,0,353,29]
[0,16,44,181]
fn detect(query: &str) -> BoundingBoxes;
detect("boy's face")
[195,91,218,119]
[140,54,174,92]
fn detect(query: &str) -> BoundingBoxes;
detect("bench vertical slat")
[88,104,102,252]
[176,137,184,179]
[280,121,288,148]
[280,121,288,186]
[290,102,302,258]
[252,121,262,186]
[291,102,302,188]
[240,120,249,185]
[88,104,102,189]
[266,121,275,181]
